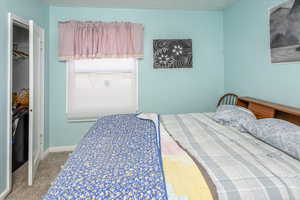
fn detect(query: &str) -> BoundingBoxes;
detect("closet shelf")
[13,49,29,60]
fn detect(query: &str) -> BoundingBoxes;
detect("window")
[66,58,138,121]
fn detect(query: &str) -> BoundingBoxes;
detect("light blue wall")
[0,0,49,195]
[3,0,300,196]
[48,7,225,147]
[224,0,300,107]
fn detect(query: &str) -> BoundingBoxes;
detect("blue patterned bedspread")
[43,114,168,200]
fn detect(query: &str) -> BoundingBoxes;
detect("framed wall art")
[153,39,192,69]
[270,0,300,63]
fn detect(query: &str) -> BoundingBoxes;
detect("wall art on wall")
[153,39,192,69]
[270,0,300,63]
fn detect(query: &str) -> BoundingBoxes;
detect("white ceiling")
[46,0,237,11]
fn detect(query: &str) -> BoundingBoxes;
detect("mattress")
[161,113,300,200]
[43,113,300,200]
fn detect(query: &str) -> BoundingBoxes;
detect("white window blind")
[66,58,138,121]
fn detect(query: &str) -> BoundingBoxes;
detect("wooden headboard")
[237,97,300,126]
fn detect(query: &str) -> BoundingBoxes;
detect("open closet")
[7,13,45,191]
[11,23,30,173]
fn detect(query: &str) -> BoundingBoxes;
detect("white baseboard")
[0,187,10,200]
[48,145,76,153]
[40,145,76,160]
[40,148,50,160]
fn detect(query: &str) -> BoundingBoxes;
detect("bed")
[44,97,300,200]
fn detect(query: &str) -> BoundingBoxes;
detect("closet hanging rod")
[13,49,29,59]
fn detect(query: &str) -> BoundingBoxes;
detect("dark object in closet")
[217,93,238,107]
[12,108,29,172]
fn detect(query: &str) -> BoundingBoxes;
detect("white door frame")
[4,13,30,199]
[4,12,45,198]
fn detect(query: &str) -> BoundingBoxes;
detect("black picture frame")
[153,39,192,69]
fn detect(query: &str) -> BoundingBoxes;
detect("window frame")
[65,59,139,122]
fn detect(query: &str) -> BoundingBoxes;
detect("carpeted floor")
[6,152,71,200]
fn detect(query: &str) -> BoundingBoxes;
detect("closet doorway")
[7,13,45,192]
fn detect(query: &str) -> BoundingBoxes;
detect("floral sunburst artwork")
[153,39,192,69]
[157,54,175,65]
[172,45,183,56]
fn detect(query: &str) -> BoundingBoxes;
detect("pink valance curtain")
[58,21,144,61]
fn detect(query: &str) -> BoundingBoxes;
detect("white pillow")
[244,118,300,160]
[213,105,256,132]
